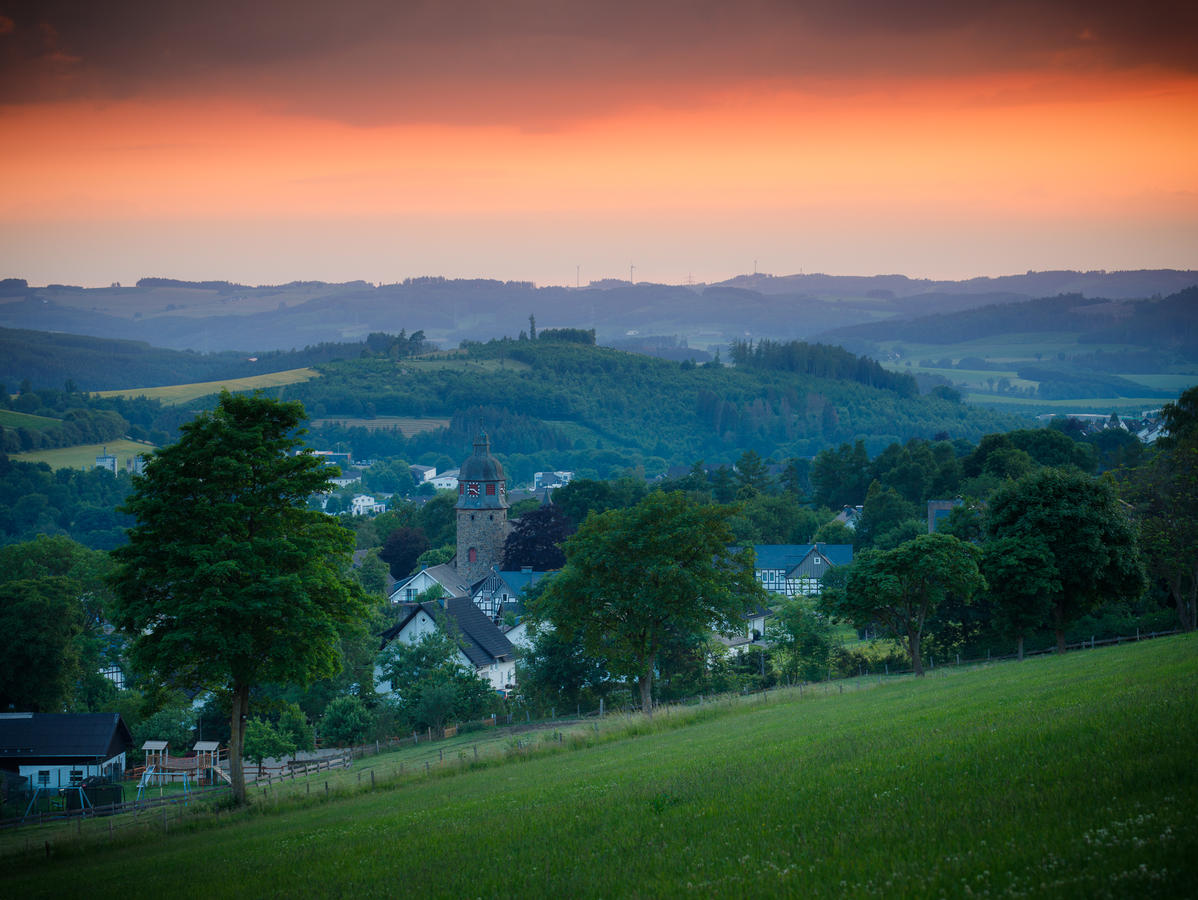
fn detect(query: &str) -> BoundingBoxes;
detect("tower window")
[486,483,496,496]
[468,548,477,563]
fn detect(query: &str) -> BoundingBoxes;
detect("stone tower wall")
[456,507,510,583]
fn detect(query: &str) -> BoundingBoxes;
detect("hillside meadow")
[7,634,1195,898]
[95,368,319,405]
[11,439,154,471]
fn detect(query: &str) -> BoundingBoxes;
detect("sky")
[1,0,1196,288]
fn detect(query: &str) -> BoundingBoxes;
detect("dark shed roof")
[0,713,133,766]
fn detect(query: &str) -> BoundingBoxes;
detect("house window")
[814,557,822,566]
[405,588,415,601]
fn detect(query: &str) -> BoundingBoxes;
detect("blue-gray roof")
[0,713,133,764]
[752,544,853,570]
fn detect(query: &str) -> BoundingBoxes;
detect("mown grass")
[94,368,320,405]
[6,635,1195,898]
[12,439,153,470]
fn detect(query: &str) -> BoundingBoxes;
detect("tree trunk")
[1054,604,1066,653]
[228,682,250,805]
[1016,634,1024,661]
[908,630,924,677]
[637,661,654,717]
[1176,576,1197,632]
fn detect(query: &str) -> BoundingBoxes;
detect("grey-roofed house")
[754,544,853,598]
[0,712,133,789]
[388,563,473,605]
[470,566,554,622]
[376,596,518,694]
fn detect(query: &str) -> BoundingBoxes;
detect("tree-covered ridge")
[292,338,1023,478]
[821,285,1198,358]
[728,338,918,396]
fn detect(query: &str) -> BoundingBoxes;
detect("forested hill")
[289,337,1024,472]
[818,286,1198,358]
[0,327,427,392]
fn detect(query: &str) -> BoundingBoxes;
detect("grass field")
[6,634,1194,898]
[12,439,154,470]
[0,408,62,431]
[308,416,450,435]
[95,368,320,405]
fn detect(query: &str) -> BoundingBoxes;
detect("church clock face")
[466,482,480,497]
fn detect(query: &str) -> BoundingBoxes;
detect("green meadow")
[0,409,62,431]
[95,368,320,405]
[7,634,1195,898]
[12,439,154,471]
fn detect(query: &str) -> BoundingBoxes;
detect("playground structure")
[133,740,229,800]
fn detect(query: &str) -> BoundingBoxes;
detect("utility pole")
[630,264,635,285]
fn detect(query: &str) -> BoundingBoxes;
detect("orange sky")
[1,1,1196,287]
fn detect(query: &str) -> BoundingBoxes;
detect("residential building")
[0,712,133,789]
[754,544,853,598]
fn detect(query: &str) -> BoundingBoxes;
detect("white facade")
[350,494,386,516]
[431,469,460,491]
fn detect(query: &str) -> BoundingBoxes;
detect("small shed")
[0,712,132,788]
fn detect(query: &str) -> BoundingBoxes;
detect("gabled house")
[0,712,133,789]
[753,544,853,598]
[431,469,460,491]
[470,566,554,622]
[833,505,864,530]
[376,597,518,693]
[388,563,472,605]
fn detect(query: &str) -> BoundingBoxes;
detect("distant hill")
[287,337,1025,479]
[0,326,379,392]
[1,270,1192,355]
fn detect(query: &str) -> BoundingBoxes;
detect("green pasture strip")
[1117,373,1198,393]
[308,416,450,435]
[964,393,1166,412]
[94,368,320,405]
[7,634,1195,898]
[12,439,154,471]
[0,409,61,431]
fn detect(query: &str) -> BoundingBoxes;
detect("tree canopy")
[530,491,765,712]
[823,533,984,676]
[987,467,1145,652]
[109,392,365,804]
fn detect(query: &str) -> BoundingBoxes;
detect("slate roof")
[752,544,853,571]
[390,563,473,600]
[0,713,133,765]
[379,598,515,668]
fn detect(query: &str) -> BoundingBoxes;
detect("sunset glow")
[1,1,1195,286]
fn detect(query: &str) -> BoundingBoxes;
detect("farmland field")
[0,408,61,431]
[95,368,320,405]
[12,439,154,471]
[7,634,1195,898]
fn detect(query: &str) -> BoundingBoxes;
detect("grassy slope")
[12,439,153,470]
[9,635,1195,898]
[0,408,61,431]
[94,367,319,405]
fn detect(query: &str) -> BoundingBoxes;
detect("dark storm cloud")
[1,0,1194,122]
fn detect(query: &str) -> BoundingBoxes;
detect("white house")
[533,471,574,491]
[350,494,386,516]
[431,469,460,491]
[0,712,133,789]
[376,596,518,694]
[388,563,473,605]
[409,465,437,485]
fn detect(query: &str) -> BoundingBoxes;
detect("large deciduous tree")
[109,392,365,805]
[823,533,984,676]
[502,503,574,570]
[1124,385,1198,631]
[531,491,764,713]
[987,467,1145,652]
[980,537,1059,659]
[0,577,83,711]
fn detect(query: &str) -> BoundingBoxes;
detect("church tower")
[455,432,509,583]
